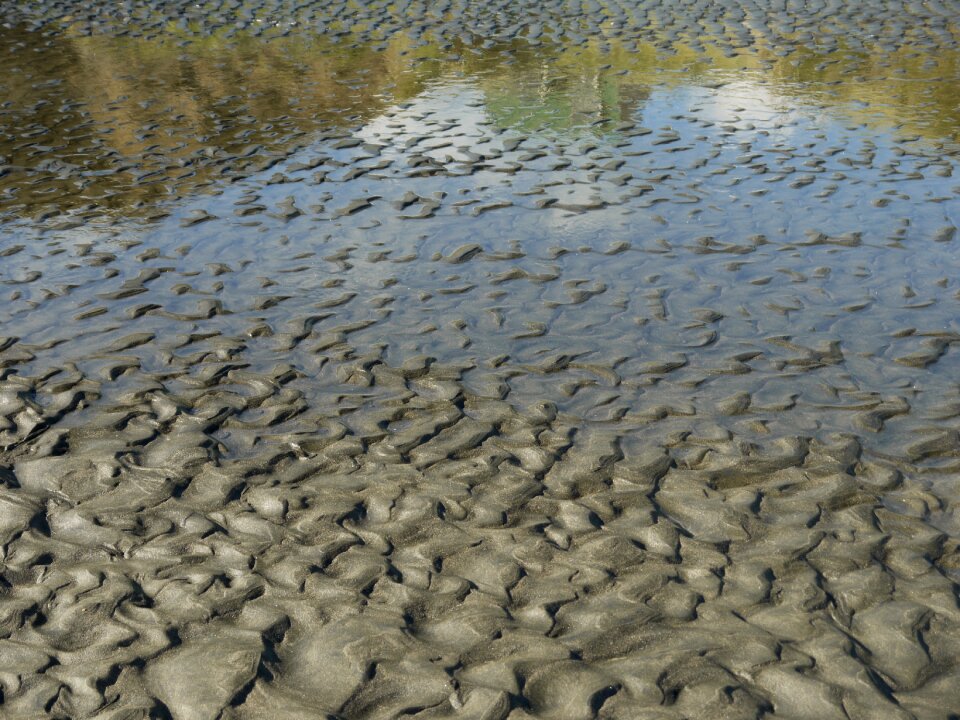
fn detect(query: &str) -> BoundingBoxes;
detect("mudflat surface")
[1,2,959,718]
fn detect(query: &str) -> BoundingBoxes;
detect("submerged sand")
[1,1,959,719]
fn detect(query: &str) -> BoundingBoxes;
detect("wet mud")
[1,2,960,719]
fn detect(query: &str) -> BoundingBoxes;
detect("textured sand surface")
[1,2,959,719]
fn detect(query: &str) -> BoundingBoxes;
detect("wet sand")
[1,2,960,719]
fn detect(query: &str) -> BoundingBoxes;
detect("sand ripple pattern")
[1,2,960,719]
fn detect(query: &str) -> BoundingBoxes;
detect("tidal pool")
[1,2,959,719]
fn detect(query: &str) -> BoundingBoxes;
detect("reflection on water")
[1,24,958,221]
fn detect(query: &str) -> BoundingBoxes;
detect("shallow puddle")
[1,2,960,719]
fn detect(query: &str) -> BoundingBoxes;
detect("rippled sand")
[1,2,959,719]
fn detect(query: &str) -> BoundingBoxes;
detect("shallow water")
[1,2,960,719]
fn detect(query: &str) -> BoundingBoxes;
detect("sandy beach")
[0,1,959,718]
